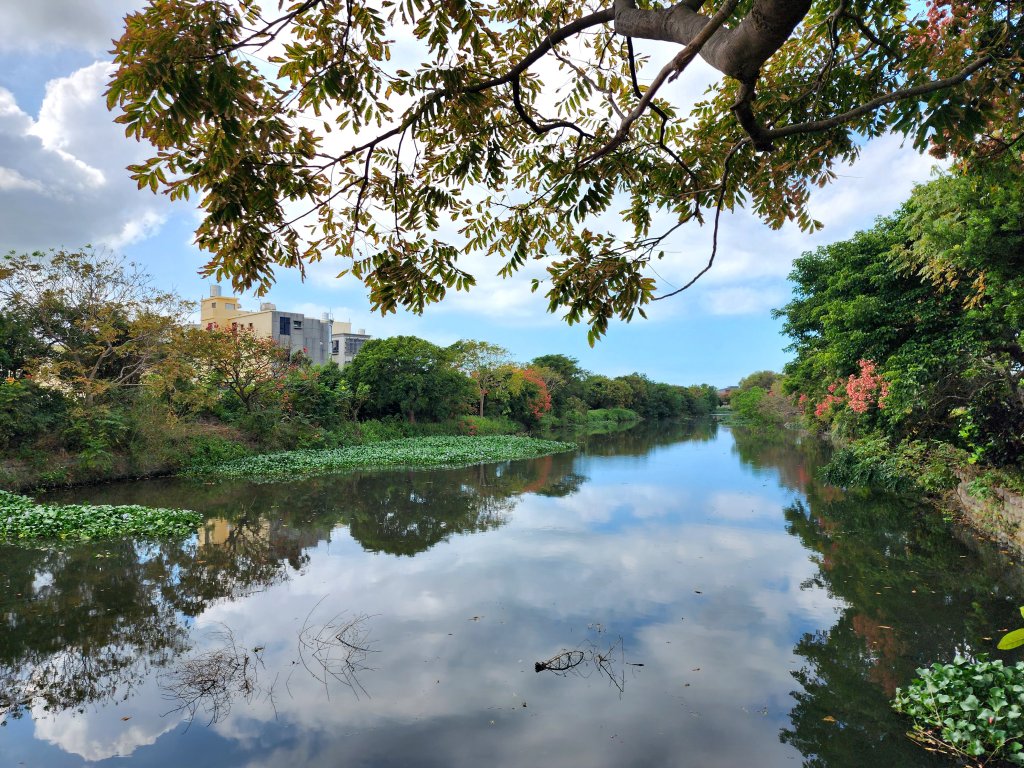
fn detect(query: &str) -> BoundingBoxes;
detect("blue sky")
[0,2,940,387]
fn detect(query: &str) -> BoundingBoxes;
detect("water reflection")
[3,423,1023,768]
[3,456,587,730]
[730,427,1021,767]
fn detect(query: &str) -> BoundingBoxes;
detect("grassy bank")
[187,435,577,480]
[1,415,524,492]
[0,489,200,542]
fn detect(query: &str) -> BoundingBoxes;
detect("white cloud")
[0,62,173,252]
[0,1,142,54]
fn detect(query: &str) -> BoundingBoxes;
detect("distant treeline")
[0,248,717,488]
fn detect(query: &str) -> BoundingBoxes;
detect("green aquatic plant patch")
[893,656,1024,766]
[187,435,577,480]
[0,489,201,542]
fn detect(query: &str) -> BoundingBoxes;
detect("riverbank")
[0,415,526,493]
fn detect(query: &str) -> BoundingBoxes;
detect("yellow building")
[198,285,334,364]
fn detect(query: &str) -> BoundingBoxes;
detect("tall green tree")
[0,248,190,406]
[108,1,1022,338]
[344,336,474,422]
[777,161,1024,463]
[448,339,514,417]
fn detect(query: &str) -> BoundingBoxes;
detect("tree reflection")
[730,427,1023,767]
[574,418,718,456]
[4,452,586,722]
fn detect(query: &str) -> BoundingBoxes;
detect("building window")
[225,303,235,310]
[279,316,291,336]
[293,320,303,330]
[345,337,367,356]
[248,323,253,329]
[332,340,340,355]
[211,301,217,308]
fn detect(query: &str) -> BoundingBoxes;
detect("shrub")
[893,656,1024,766]
[821,436,964,493]
[588,408,640,424]
[185,434,251,467]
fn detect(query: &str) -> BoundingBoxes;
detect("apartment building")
[199,285,333,364]
[331,321,371,367]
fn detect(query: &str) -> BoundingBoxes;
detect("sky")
[0,1,941,388]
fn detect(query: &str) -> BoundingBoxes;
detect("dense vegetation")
[187,436,576,480]
[736,152,1024,496]
[893,657,1024,766]
[0,489,200,542]
[0,248,717,490]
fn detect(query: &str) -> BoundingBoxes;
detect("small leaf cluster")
[0,489,201,542]
[186,435,576,480]
[893,656,1024,765]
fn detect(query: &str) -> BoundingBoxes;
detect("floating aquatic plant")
[0,489,201,542]
[186,435,577,480]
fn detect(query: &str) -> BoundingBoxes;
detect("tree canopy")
[108,0,1023,339]
[776,154,1024,465]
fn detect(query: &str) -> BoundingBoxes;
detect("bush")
[588,408,640,424]
[0,380,67,453]
[821,436,964,493]
[893,656,1024,766]
[185,434,251,467]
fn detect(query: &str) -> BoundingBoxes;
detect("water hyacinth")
[0,489,201,542]
[187,435,577,480]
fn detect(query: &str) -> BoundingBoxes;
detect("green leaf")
[999,629,1024,651]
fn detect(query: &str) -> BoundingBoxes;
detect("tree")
[777,165,1024,464]
[108,1,1023,340]
[174,326,295,414]
[448,339,514,416]
[344,335,474,422]
[737,370,779,392]
[583,374,633,409]
[0,249,190,405]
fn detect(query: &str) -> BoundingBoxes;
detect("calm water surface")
[4,422,1024,767]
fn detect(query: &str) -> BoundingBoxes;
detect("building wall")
[198,287,334,365]
[330,321,371,366]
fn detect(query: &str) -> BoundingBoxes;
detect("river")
[2,422,1022,766]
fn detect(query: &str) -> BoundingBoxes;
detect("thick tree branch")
[614,0,812,81]
[586,0,739,164]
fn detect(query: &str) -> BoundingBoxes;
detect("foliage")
[108,0,1023,339]
[344,336,475,423]
[0,248,190,405]
[184,434,252,467]
[0,489,201,542]
[583,375,633,410]
[587,408,641,425]
[171,326,295,414]
[737,370,779,392]
[449,339,514,417]
[186,435,576,480]
[893,656,1024,766]
[821,437,964,494]
[777,160,1024,468]
[0,379,67,453]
